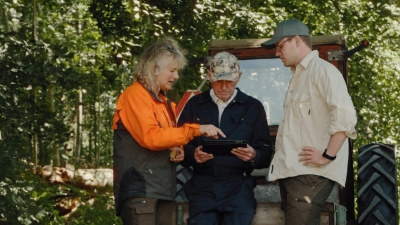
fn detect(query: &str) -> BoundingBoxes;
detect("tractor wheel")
[175,164,193,202]
[357,143,398,225]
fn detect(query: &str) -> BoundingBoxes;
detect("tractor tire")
[175,164,193,202]
[357,143,398,225]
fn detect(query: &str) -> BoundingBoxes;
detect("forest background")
[0,0,399,224]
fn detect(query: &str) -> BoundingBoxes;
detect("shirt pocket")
[291,92,311,119]
[228,107,257,139]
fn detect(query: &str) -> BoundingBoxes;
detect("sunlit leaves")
[0,0,399,223]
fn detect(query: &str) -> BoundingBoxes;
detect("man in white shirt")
[261,19,357,225]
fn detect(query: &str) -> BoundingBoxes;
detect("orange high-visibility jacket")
[112,82,201,150]
[112,82,202,215]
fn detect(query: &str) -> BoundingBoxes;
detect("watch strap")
[323,148,336,161]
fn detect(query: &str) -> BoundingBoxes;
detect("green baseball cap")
[261,19,310,49]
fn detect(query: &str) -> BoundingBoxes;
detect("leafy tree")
[1,0,119,169]
[0,0,399,224]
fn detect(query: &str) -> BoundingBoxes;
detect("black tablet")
[202,140,247,156]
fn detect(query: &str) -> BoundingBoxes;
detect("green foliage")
[0,0,399,224]
[0,159,120,224]
[1,0,119,167]
[68,190,122,225]
[0,162,66,224]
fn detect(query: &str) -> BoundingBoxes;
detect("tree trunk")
[48,84,60,166]
[75,90,83,162]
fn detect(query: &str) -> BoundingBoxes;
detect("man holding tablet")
[177,51,273,225]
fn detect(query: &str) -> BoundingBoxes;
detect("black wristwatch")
[322,148,336,161]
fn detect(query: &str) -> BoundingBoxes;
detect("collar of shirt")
[210,89,237,106]
[291,50,319,74]
[210,88,237,123]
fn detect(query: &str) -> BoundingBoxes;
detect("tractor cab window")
[237,58,291,126]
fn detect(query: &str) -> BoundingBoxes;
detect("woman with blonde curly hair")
[112,37,224,225]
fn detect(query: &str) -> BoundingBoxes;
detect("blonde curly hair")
[134,37,187,94]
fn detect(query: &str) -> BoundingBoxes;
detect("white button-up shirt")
[268,50,357,187]
[210,88,237,124]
